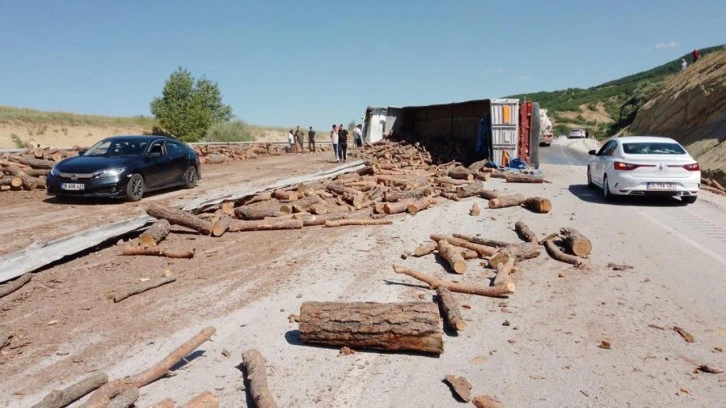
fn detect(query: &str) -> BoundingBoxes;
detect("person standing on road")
[307,126,316,153]
[331,124,339,162]
[338,123,349,162]
[288,129,295,153]
[294,125,304,153]
[353,124,363,147]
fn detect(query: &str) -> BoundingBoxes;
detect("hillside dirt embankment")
[630,48,726,184]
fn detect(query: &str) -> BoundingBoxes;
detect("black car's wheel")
[126,173,145,202]
[587,166,595,189]
[183,165,198,188]
[682,196,697,204]
[603,175,614,202]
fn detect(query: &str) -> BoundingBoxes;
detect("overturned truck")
[363,99,542,168]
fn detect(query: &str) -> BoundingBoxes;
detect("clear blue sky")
[1,0,724,129]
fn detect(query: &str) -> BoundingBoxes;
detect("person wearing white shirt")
[330,124,339,162]
[353,124,363,147]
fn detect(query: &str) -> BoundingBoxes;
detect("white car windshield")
[85,140,150,157]
[622,142,686,155]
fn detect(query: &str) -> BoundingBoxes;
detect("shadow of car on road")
[42,186,184,206]
[568,184,688,207]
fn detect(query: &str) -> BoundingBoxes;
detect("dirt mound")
[630,48,726,184]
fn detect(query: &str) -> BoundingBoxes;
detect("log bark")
[559,227,592,257]
[383,186,433,202]
[514,221,537,243]
[234,200,284,220]
[147,203,212,235]
[524,197,552,213]
[488,243,541,268]
[149,398,174,408]
[438,177,471,186]
[113,276,177,302]
[383,200,410,215]
[280,194,321,213]
[414,241,437,257]
[0,175,23,189]
[106,386,139,408]
[298,301,444,354]
[179,391,218,408]
[505,173,544,183]
[0,272,32,298]
[429,234,494,257]
[324,218,392,227]
[307,203,328,215]
[452,234,512,248]
[9,155,55,169]
[241,193,272,205]
[211,215,232,237]
[472,395,503,408]
[229,218,303,232]
[138,219,171,247]
[436,240,468,274]
[488,193,526,209]
[544,238,583,266]
[121,246,195,259]
[492,257,515,289]
[479,189,500,200]
[31,373,109,408]
[436,287,466,332]
[392,264,514,297]
[448,167,473,181]
[272,190,298,201]
[455,182,485,198]
[241,349,278,408]
[220,201,236,216]
[406,196,435,215]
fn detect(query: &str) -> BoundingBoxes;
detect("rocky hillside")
[629,49,726,184]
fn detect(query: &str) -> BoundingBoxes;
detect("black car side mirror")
[588,149,596,155]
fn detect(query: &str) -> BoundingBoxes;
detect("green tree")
[150,67,232,142]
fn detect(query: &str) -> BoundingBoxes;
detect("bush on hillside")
[202,120,254,143]
[150,67,232,142]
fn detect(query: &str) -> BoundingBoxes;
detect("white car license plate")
[647,182,676,191]
[61,183,85,191]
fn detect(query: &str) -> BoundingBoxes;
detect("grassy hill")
[507,45,725,139]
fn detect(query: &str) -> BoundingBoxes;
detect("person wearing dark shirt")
[307,126,316,153]
[338,123,349,162]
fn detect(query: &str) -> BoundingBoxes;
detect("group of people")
[287,123,364,162]
[681,48,701,70]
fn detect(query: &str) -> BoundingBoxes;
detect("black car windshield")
[622,142,686,155]
[85,139,150,157]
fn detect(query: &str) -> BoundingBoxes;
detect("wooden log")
[436,287,466,332]
[448,167,473,181]
[505,173,544,183]
[211,215,232,237]
[488,193,526,209]
[470,202,480,216]
[241,193,272,205]
[33,148,45,159]
[456,182,485,198]
[272,190,298,201]
[392,264,514,297]
[492,257,515,289]
[414,241,437,257]
[4,165,38,190]
[234,200,284,220]
[436,240,468,274]
[438,177,471,186]
[149,398,174,408]
[559,227,592,257]
[0,273,32,299]
[0,175,22,189]
[138,219,171,247]
[488,243,541,268]
[206,154,227,164]
[324,218,392,227]
[451,234,512,248]
[383,200,410,215]
[383,186,433,202]
[406,197,435,215]
[229,218,303,232]
[307,203,328,215]
[106,386,139,408]
[241,349,278,408]
[147,203,213,235]
[31,373,109,408]
[36,176,47,190]
[298,301,444,354]
[430,234,495,257]
[113,276,177,302]
[280,194,321,213]
[9,155,55,169]
[220,201,235,216]
[514,221,537,243]
[479,189,500,200]
[121,246,195,259]
[472,395,503,408]
[461,249,478,260]
[524,197,552,213]
[544,238,583,266]
[179,391,218,408]
[336,172,361,182]
[23,168,49,177]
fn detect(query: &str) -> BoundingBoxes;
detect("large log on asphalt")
[514,221,537,243]
[392,264,514,297]
[406,196,435,215]
[492,257,515,289]
[559,227,592,257]
[31,373,109,408]
[456,182,485,198]
[414,241,437,257]
[229,218,303,232]
[147,203,212,235]
[524,197,552,213]
[211,215,232,237]
[234,200,284,220]
[448,167,473,181]
[138,219,171,247]
[383,200,410,214]
[272,190,298,201]
[436,287,466,332]
[430,234,494,257]
[324,218,392,227]
[505,173,544,183]
[452,233,512,248]
[280,194,321,213]
[488,242,541,268]
[383,186,433,202]
[544,238,583,266]
[488,193,526,209]
[241,349,278,408]
[436,240,468,274]
[479,189,499,200]
[298,301,443,354]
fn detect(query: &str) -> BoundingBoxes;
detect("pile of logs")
[194,142,331,165]
[0,147,81,192]
[701,177,726,196]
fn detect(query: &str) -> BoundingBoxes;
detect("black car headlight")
[93,168,126,179]
[50,166,60,176]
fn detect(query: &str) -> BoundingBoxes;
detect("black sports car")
[47,135,201,201]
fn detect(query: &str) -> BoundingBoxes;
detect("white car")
[587,136,700,204]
